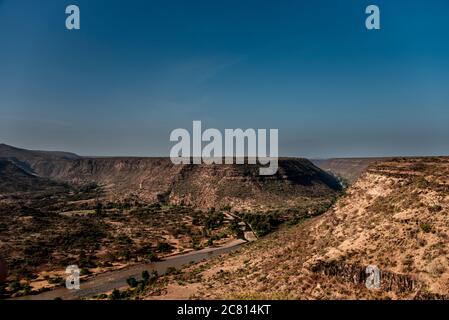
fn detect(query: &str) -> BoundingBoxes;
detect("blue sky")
[1,0,449,157]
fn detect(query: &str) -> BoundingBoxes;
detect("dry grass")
[145,157,449,300]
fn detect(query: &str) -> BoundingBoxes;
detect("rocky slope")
[148,157,449,299]
[0,144,342,211]
[0,159,65,195]
[312,157,388,184]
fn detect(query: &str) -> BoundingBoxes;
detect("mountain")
[0,143,80,161]
[0,159,63,194]
[312,157,388,184]
[0,143,80,176]
[152,157,449,299]
[165,158,341,210]
[0,144,342,210]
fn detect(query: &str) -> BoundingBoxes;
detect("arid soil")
[140,157,449,300]
[0,144,341,211]
[0,144,341,299]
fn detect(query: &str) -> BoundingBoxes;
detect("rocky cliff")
[160,157,449,299]
[0,144,342,210]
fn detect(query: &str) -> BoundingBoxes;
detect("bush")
[142,270,158,285]
[109,288,122,300]
[126,277,138,288]
[429,205,442,213]
[79,251,97,268]
[142,270,150,283]
[80,268,91,276]
[205,212,225,230]
[166,267,178,275]
[420,223,432,233]
[9,280,22,293]
[0,284,6,296]
[228,220,244,238]
[156,242,174,253]
[145,251,160,262]
[222,205,232,212]
[243,212,281,237]
[79,182,98,193]
[95,203,103,215]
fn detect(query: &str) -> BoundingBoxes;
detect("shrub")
[228,220,244,238]
[126,277,138,288]
[204,212,225,229]
[80,268,91,276]
[429,205,443,213]
[95,203,103,215]
[9,280,22,293]
[166,267,178,275]
[242,212,281,237]
[109,288,122,300]
[142,270,158,285]
[156,242,174,253]
[222,205,232,212]
[145,251,160,262]
[420,223,432,233]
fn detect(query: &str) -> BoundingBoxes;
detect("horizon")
[1,0,449,158]
[2,141,449,160]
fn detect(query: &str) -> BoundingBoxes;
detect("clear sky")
[1,0,449,158]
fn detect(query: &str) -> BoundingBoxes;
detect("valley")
[143,157,449,300]
[0,144,341,299]
[3,143,449,300]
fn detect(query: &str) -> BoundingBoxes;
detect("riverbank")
[14,238,247,300]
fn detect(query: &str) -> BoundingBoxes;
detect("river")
[15,239,247,300]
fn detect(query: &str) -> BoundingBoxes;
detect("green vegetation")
[156,242,174,253]
[204,212,225,230]
[228,220,244,239]
[95,202,103,215]
[222,205,232,212]
[116,270,159,299]
[144,250,160,262]
[241,212,281,237]
[126,277,138,288]
[109,288,125,300]
[420,223,432,233]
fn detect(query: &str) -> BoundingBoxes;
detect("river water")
[15,239,247,300]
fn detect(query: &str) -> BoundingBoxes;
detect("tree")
[126,277,138,288]
[156,242,173,253]
[146,251,159,262]
[142,270,158,285]
[142,270,150,283]
[95,203,103,215]
[109,288,121,300]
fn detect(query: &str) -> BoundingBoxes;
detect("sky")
[1,0,449,158]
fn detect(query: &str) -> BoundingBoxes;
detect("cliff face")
[28,157,181,201]
[167,158,341,210]
[170,157,449,299]
[306,157,449,296]
[0,159,64,194]
[0,144,342,210]
[30,158,342,210]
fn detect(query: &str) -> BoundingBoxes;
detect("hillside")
[0,143,80,163]
[0,159,65,195]
[145,157,449,300]
[0,145,343,298]
[0,144,342,211]
[312,157,388,184]
[165,158,341,211]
